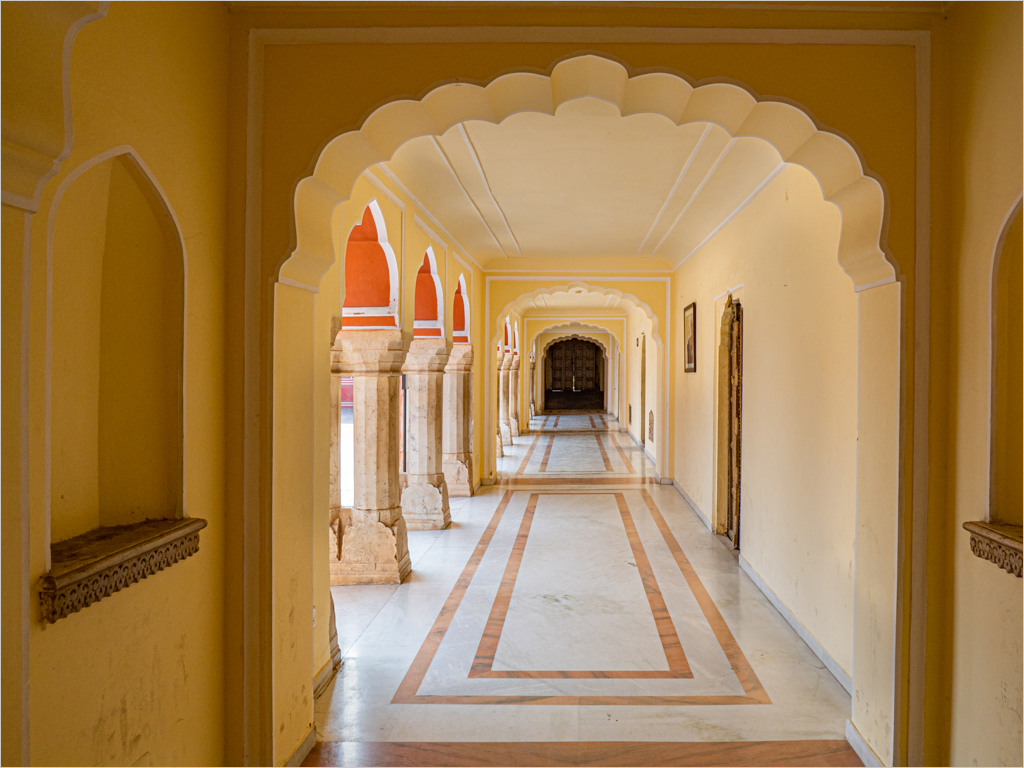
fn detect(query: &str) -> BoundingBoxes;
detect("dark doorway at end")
[544,389,604,412]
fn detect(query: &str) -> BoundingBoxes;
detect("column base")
[331,514,411,585]
[496,433,504,458]
[510,417,520,437]
[402,474,451,530]
[443,454,474,497]
[500,423,512,446]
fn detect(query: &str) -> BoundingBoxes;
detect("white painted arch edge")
[288,53,895,292]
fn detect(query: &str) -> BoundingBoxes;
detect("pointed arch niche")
[341,200,399,329]
[42,146,203,623]
[413,246,444,337]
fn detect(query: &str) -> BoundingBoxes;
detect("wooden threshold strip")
[304,740,862,767]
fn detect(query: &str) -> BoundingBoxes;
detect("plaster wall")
[671,163,857,678]
[16,3,230,765]
[625,307,659,462]
[946,3,1023,765]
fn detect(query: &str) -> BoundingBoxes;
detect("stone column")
[509,354,521,437]
[330,329,411,585]
[442,344,474,496]
[402,339,452,530]
[499,352,513,446]
[529,358,536,419]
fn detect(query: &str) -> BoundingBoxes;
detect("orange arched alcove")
[413,250,443,338]
[453,275,469,343]
[342,203,398,328]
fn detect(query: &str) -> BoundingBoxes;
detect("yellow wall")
[672,163,857,677]
[6,3,232,765]
[947,3,1023,765]
[8,4,1019,765]
[2,201,29,768]
[992,209,1022,527]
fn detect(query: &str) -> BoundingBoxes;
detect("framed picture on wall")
[683,302,697,373]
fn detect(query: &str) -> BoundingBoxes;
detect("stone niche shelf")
[39,518,208,623]
[963,520,1023,577]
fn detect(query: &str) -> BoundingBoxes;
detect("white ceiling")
[379,96,786,268]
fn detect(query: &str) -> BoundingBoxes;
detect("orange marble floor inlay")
[609,431,636,474]
[594,434,614,472]
[469,493,691,679]
[516,434,542,475]
[392,490,770,706]
[538,435,555,472]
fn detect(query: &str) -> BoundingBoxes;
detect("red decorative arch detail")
[342,203,398,329]
[453,275,469,344]
[413,248,443,338]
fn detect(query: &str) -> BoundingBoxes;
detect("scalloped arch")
[537,320,620,340]
[493,282,662,347]
[288,54,894,290]
[540,333,611,362]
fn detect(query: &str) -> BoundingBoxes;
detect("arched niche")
[413,246,444,338]
[47,147,186,546]
[989,199,1023,527]
[341,199,399,329]
[453,274,470,343]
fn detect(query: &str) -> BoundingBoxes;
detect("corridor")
[307,414,860,766]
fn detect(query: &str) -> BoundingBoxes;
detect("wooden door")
[725,299,744,549]
[550,341,572,390]
[575,340,597,390]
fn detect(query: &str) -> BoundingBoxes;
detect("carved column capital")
[500,352,514,371]
[445,343,474,373]
[331,329,409,375]
[404,338,451,374]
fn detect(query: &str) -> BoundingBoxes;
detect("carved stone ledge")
[39,518,208,623]
[963,521,1023,577]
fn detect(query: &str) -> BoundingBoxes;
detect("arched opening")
[269,54,905,767]
[48,149,185,546]
[413,247,443,337]
[453,274,470,343]
[341,200,399,329]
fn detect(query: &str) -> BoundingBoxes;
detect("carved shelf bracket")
[963,520,1023,577]
[39,518,208,623]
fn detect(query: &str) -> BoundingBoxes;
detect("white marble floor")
[317,415,851,745]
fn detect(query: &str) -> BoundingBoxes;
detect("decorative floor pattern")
[310,413,857,766]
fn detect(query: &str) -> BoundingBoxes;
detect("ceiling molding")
[459,124,522,256]
[427,136,508,256]
[652,138,736,257]
[369,165,484,271]
[675,161,788,267]
[636,124,712,257]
